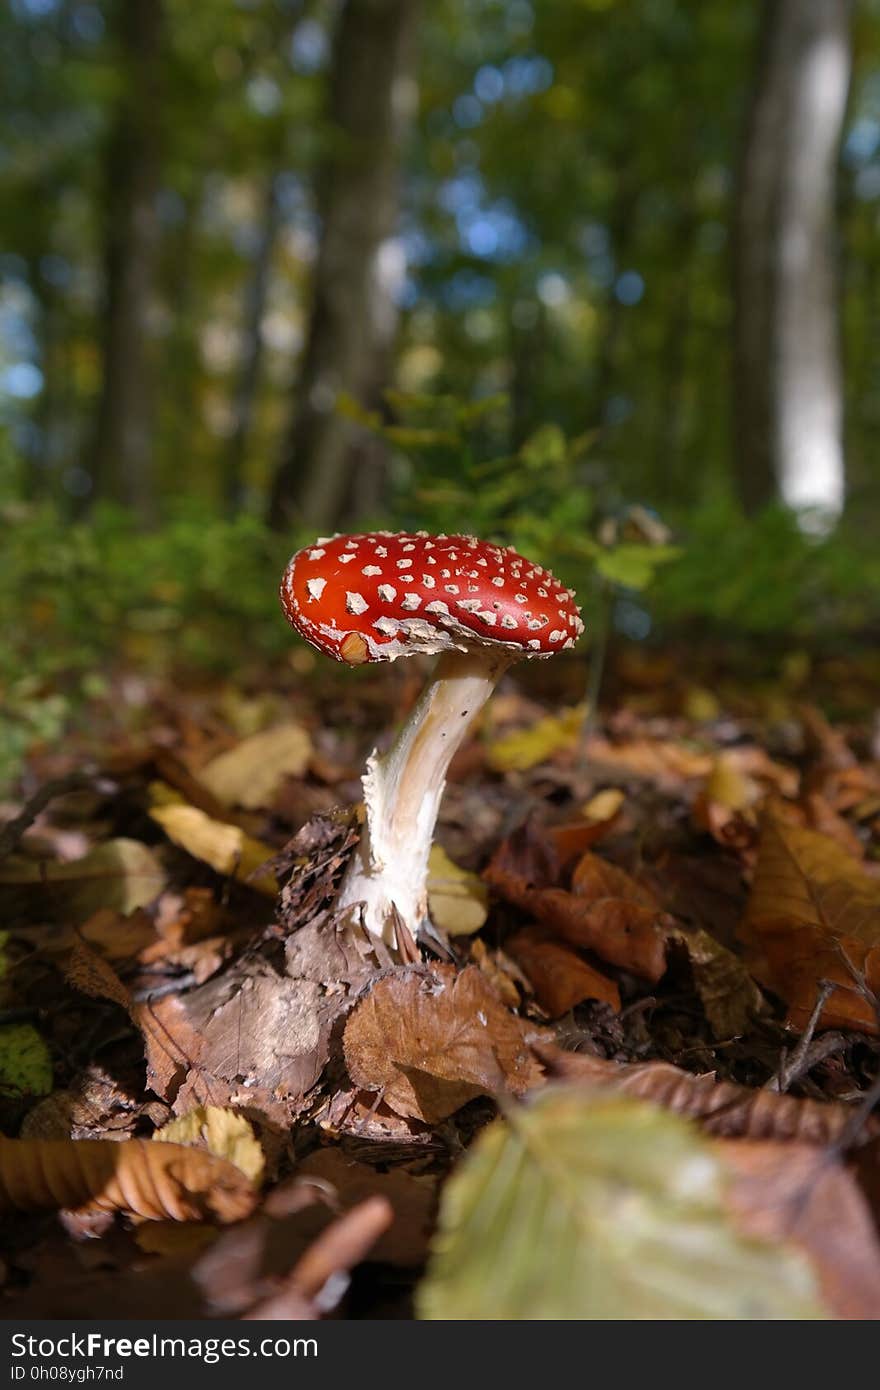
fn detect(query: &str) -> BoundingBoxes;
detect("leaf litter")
[2,658,880,1318]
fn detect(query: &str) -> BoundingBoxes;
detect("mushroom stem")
[337,647,513,948]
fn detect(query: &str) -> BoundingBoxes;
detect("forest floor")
[1,639,880,1319]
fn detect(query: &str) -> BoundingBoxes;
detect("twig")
[0,770,98,861]
[765,980,834,1093]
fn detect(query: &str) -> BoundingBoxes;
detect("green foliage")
[0,1024,53,1100]
[0,502,296,790]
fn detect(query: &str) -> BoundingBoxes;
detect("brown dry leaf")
[506,927,620,1016]
[198,723,312,809]
[673,927,768,1039]
[296,1148,437,1267]
[66,936,132,1014]
[740,810,880,1033]
[585,734,713,791]
[343,965,544,1123]
[0,1136,256,1222]
[484,831,670,982]
[0,839,167,922]
[719,1138,880,1320]
[535,1046,876,1146]
[149,800,277,895]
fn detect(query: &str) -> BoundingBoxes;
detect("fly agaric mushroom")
[280,531,583,948]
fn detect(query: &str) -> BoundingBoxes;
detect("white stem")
[337,648,512,949]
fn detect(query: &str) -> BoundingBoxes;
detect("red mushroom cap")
[280,531,584,665]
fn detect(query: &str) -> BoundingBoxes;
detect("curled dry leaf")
[671,926,768,1040]
[0,1136,256,1223]
[343,965,544,1124]
[296,1148,437,1267]
[484,825,670,982]
[535,1045,876,1146]
[66,936,132,1014]
[149,795,277,895]
[506,927,620,1017]
[740,810,880,1034]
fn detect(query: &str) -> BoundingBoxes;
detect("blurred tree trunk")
[225,171,284,515]
[269,0,420,532]
[733,0,851,522]
[90,0,164,521]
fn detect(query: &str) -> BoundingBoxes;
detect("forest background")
[1,0,879,787]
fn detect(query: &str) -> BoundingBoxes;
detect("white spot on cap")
[477,558,488,567]
[308,548,326,561]
[477,610,497,626]
[340,553,355,564]
[374,616,399,636]
[528,639,541,650]
[425,600,449,615]
[445,584,459,595]
[401,592,422,611]
[375,546,388,557]
[501,614,517,629]
[378,584,397,602]
[514,594,527,605]
[421,574,436,588]
[346,592,368,615]
[345,540,359,550]
[491,576,505,587]
[426,555,437,565]
[402,543,416,552]
[456,599,481,612]
[549,629,565,642]
[306,577,327,601]
[362,565,382,577]
[538,587,548,597]
[397,558,413,569]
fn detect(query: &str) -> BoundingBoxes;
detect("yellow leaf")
[154,1106,264,1185]
[149,803,277,895]
[704,754,760,812]
[199,723,312,809]
[0,839,167,920]
[581,788,625,822]
[427,846,488,937]
[682,686,721,722]
[486,704,586,773]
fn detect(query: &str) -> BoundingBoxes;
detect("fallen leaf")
[673,927,768,1039]
[343,965,544,1123]
[296,1149,437,1267]
[154,1106,265,1185]
[720,1138,880,1320]
[581,787,625,823]
[0,839,167,921]
[0,1024,52,1099]
[426,845,488,937]
[149,801,277,895]
[418,1091,826,1319]
[485,704,585,773]
[535,1046,876,1146]
[198,723,312,809]
[740,811,880,1033]
[0,1136,256,1222]
[506,927,620,1016]
[66,936,133,1013]
[484,832,670,982]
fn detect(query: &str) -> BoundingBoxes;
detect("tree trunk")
[732,0,851,523]
[225,171,284,515]
[269,0,420,532]
[90,0,164,521]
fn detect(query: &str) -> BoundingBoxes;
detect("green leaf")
[0,1024,52,1098]
[595,543,682,590]
[417,1090,825,1320]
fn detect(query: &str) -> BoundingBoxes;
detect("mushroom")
[280,531,584,949]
